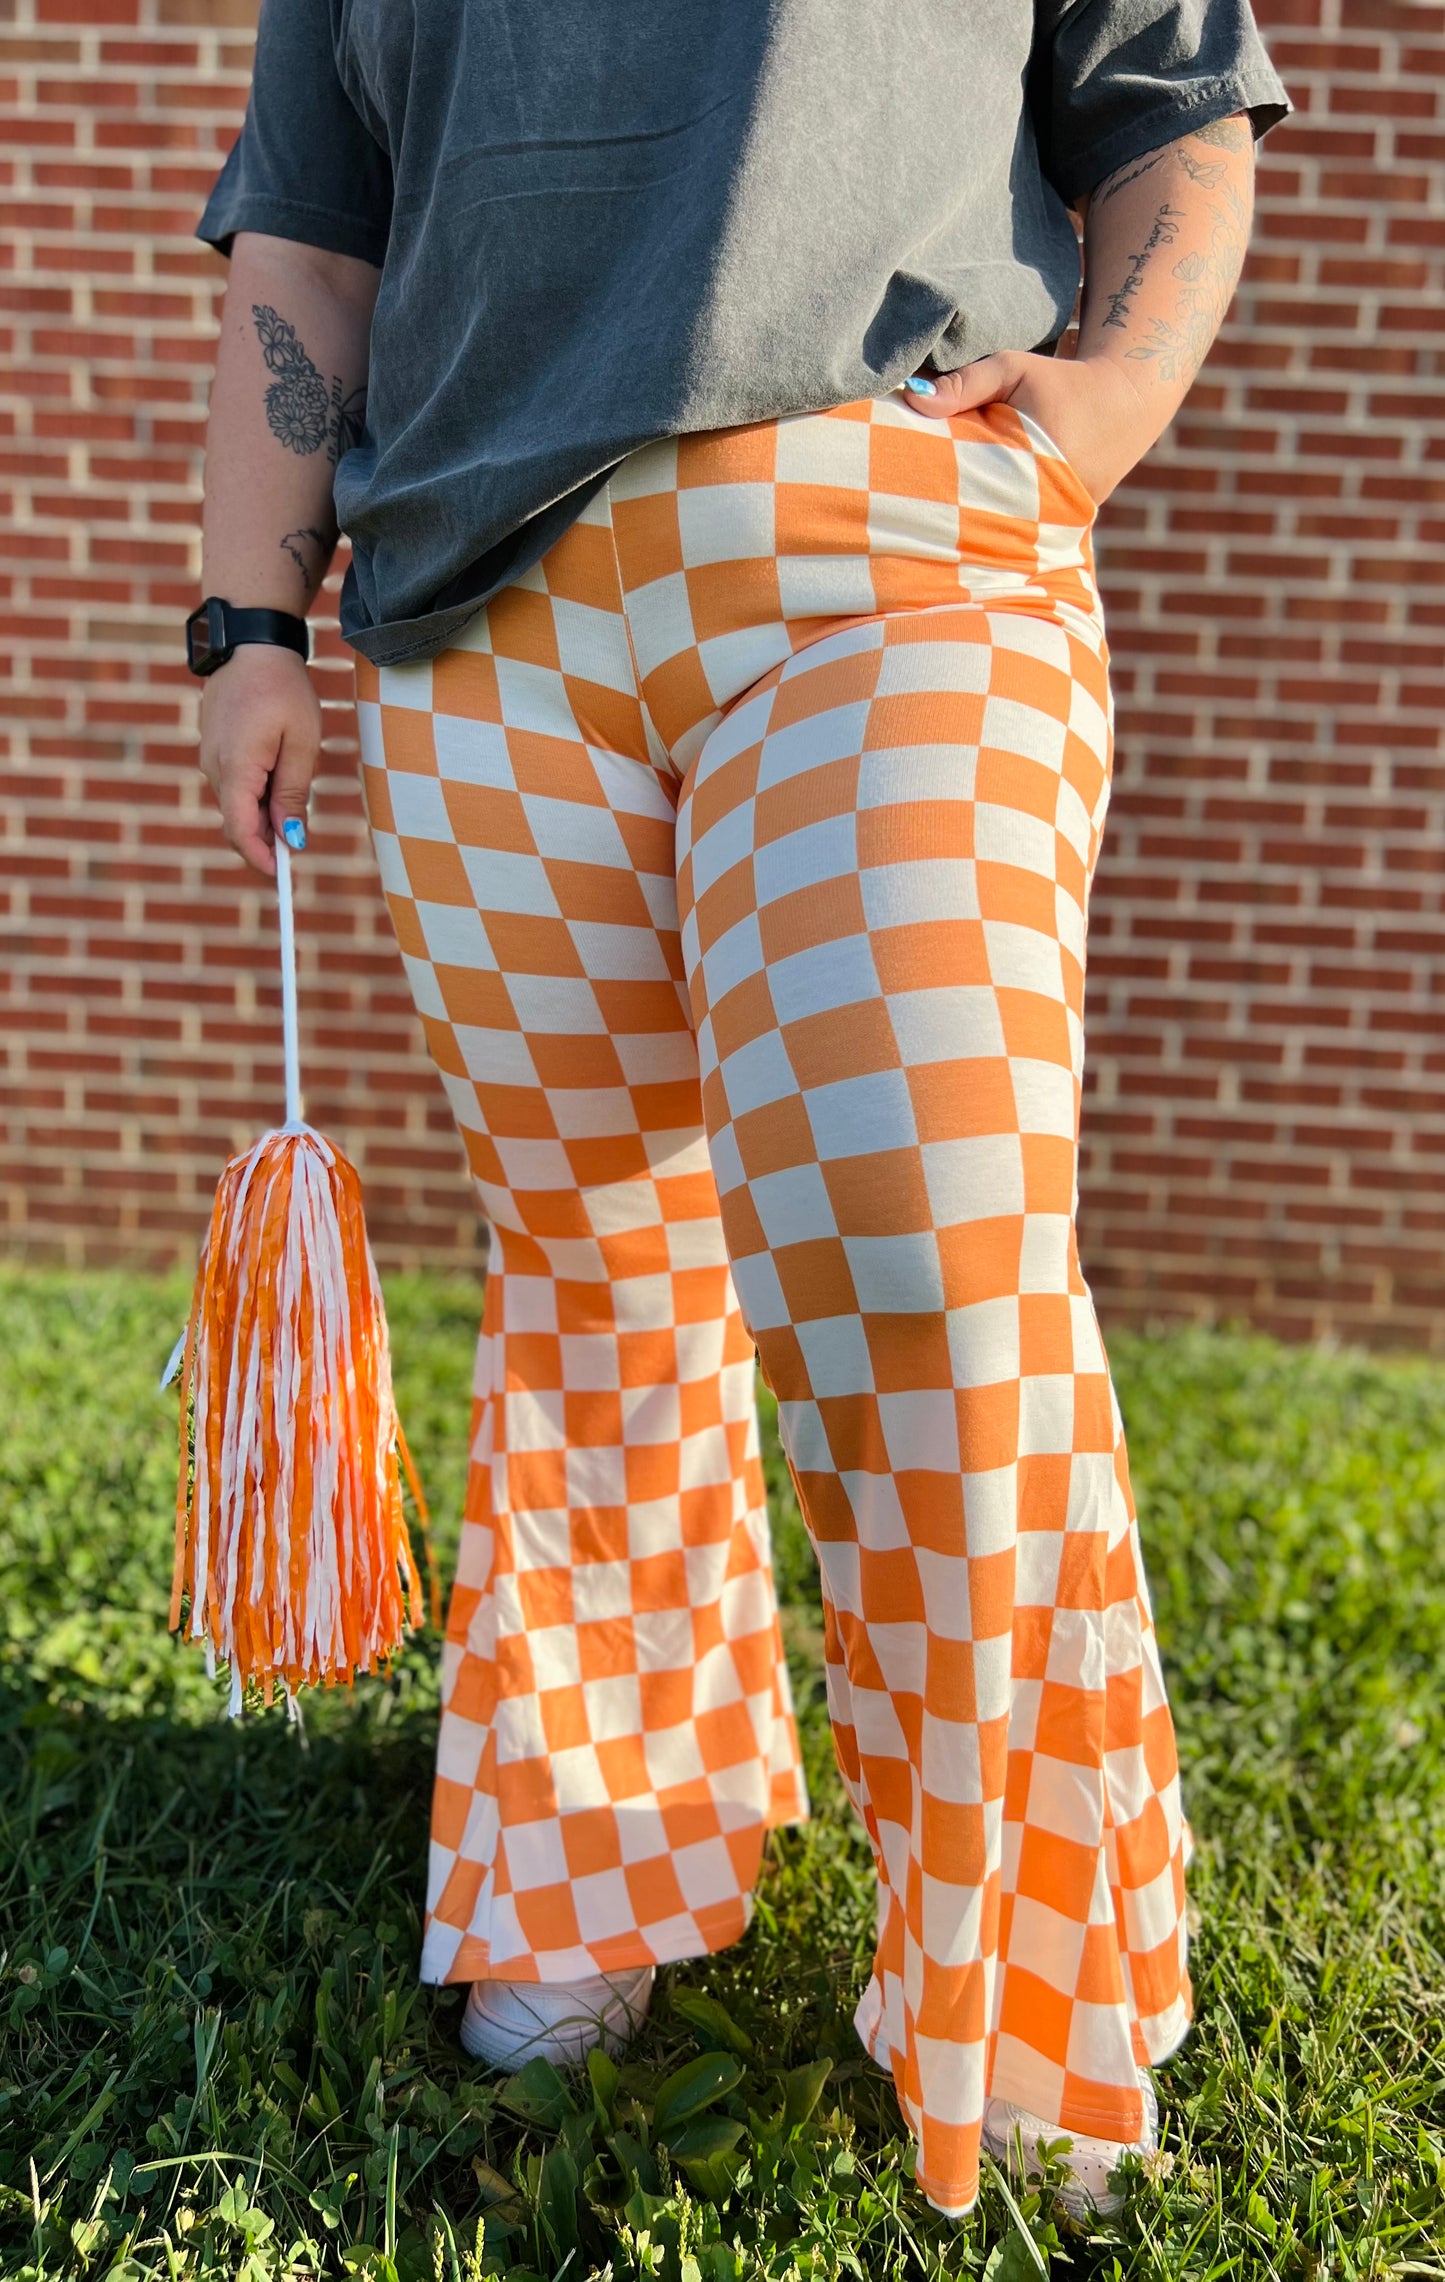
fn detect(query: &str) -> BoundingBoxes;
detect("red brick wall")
[2,0,1442,1347]
[0,0,484,1273]
[1083,0,1445,1347]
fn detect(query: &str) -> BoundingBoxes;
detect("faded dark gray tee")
[199,0,1288,663]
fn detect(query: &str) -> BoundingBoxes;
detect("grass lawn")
[4,1266,1445,2281]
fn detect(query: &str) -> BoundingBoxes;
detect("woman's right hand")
[198,644,321,876]
[195,230,378,875]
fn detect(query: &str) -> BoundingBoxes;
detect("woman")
[191,0,1288,2222]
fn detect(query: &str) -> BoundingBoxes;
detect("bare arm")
[1074,115,1255,430]
[198,230,379,875]
[904,115,1256,504]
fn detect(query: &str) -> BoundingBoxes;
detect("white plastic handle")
[275,835,304,1129]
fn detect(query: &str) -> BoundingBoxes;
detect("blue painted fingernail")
[905,374,937,396]
[282,818,307,851]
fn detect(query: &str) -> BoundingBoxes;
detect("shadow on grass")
[10,1276,1445,2273]
[6,1665,1006,2282]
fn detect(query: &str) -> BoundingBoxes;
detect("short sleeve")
[198,0,392,267]
[1033,0,1291,204]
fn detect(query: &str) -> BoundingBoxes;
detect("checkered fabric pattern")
[354,395,1191,2219]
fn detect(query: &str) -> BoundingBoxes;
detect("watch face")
[186,599,226,675]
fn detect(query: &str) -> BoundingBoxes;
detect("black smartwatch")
[185,597,310,677]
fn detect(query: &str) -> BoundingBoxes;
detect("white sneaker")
[982,2072,1159,2220]
[459,1968,656,2069]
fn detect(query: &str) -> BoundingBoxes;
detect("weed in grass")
[3,1271,1445,2277]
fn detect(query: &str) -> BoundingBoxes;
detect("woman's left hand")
[902,353,1151,507]
[905,112,1259,507]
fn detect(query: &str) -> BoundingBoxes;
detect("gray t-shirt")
[199,0,1288,664]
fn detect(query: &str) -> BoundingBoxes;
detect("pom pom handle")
[166,835,437,1709]
[275,835,304,1129]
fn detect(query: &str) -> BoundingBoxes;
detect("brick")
[2,13,1444,1341]
[1329,84,1436,120]
[1318,169,1431,202]
[157,0,259,22]
[1255,0,1327,28]
[1257,209,1370,245]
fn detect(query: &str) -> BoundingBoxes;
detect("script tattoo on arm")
[252,305,367,463]
[1101,203,1187,332]
[1094,149,1168,208]
[1125,181,1249,388]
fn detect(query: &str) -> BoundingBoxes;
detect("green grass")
[3,1266,1445,2281]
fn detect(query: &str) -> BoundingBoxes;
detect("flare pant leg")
[675,601,1191,2218]
[354,556,807,1991]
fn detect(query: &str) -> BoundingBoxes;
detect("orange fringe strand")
[170,1122,438,1711]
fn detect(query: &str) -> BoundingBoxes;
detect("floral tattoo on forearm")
[1125,180,1249,388]
[1092,119,1252,390]
[252,305,366,463]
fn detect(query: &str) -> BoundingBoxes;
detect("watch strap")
[223,604,309,659]
[186,597,310,675]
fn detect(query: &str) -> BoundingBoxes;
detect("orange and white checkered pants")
[354,395,1192,2216]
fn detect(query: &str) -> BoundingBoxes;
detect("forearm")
[201,230,379,614]
[1075,115,1255,442]
[198,232,377,876]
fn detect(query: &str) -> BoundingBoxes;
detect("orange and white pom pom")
[167,838,435,1711]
